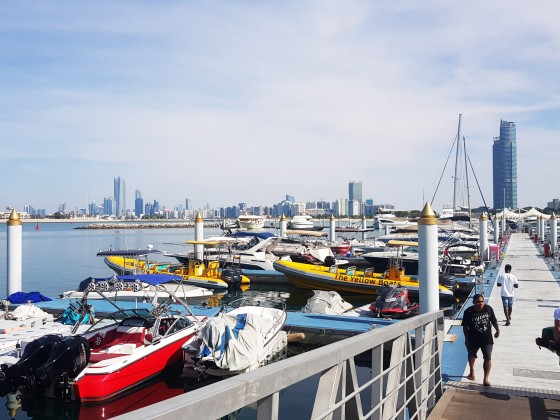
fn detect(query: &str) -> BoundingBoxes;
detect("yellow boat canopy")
[387,240,419,247]
[285,230,328,237]
[184,240,223,246]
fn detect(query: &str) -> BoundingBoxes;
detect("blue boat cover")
[96,248,161,256]
[233,231,275,240]
[8,291,52,303]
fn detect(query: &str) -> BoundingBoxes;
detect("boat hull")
[272,261,453,301]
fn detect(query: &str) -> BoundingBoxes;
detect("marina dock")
[431,232,560,418]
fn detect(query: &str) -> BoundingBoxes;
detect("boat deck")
[433,232,560,418]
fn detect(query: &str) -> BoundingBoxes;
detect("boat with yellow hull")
[102,252,249,290]
[272,260,454,301]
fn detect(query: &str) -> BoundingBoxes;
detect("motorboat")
[59,274,213,302]
[236,215,265,230]
[183,301,287,377]
[0,286,207,403]
[272,260,454,302]
[368,285,419,319]
[287,215,316,230]
[99,246,249,290]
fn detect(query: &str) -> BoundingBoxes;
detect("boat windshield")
[108,308,154,323]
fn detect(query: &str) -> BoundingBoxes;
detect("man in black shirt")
[462,293,500,386]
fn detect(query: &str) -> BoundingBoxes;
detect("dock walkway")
[431,232,560,418]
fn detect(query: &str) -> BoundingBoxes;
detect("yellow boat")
[272,260,454,301]
[99,244,249,290]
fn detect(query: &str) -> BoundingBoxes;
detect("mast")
[452,114,462,212]
[463,134,472,228]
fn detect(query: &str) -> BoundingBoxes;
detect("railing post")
[257,392,279,420]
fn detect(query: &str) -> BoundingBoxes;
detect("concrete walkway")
[432,232,560,419]
[465,232,560,391]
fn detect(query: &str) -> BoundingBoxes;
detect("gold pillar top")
[552,213,557,221]
[280,214,286,221]
[195,212,203,222]
[480,213,488,221]
[417,202,438,225]
[7,208,22,226]
[330,214,335,220]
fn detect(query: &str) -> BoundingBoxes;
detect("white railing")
[115,310,444,420]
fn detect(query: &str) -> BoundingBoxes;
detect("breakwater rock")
[74,222,223,230]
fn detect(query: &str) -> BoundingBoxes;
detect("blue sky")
[2,1,559,213]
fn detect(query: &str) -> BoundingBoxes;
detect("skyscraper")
[114,177,126,217]
[492,120,518,210]
[348,180,363,216]
[134,190,143,217]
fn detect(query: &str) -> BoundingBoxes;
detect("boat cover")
[198,312,276,371]
[7,292,52,304]
[302,290,354,315]
[5,303,50,320]
[233,231,275,240]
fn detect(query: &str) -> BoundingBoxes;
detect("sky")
[2,1,560,214]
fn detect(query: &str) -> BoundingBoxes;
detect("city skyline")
[2,3,560,212]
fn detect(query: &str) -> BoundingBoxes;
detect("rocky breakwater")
[74,222,223,229]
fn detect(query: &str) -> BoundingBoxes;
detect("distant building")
[492,120,518,210]
[285,195,295,203]
[548,199,560,211]
[114,177,126,217]
[185,197,192,211]
[103,197,115,216]
[134,190,143,217]
[348,180,363,216]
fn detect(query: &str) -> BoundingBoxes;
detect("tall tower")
[114,177,126,217]
[348,180,363,216]
[134,190,143,217]
[492,120,517,210]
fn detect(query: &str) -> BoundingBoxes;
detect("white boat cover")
[198,312,277,372]
[302,290,353,315]
[5,304,51,321]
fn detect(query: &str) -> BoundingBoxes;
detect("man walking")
[462,294,500,386]
[497,264,519,326]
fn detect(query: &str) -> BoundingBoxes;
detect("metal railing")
[115,310,444,420]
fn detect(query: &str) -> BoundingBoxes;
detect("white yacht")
[287,214,314,230]
[237,215,265,229]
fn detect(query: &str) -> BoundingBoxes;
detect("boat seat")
[101,325,146,350]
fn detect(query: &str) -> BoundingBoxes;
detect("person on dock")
[462,294,500,386]
[496,264,518,326]
[554,307,560,345]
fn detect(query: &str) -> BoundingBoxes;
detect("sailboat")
[433,114,482,225]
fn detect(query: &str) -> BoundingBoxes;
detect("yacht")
[287,214,315,230]
[237,215,265,229]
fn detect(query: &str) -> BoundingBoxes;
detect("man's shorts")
[501,296,514,308]
[466,344,493,360]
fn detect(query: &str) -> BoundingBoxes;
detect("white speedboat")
[59,274,213,302]
[183,303,287,377]
[237,215,265,230]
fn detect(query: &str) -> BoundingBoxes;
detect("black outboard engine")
[221,267,243,289]
[0,334,63,396]
[30,336,90,400]
[439,274,457,293]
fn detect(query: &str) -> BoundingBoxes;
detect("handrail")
[114,310,444,420]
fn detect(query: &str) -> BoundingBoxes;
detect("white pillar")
[479,213,489,261]
[280,214,287,238]
[551,213,558,255]
[493,215,500,245]
[329,214,336,243]
[542,216,547,242]
[7,208,23,296]
[194,212,204,260]
[418,202,439,314]
[361,215,367,241]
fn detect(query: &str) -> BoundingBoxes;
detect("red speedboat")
[330,243,351,255]
[1,284,206,403]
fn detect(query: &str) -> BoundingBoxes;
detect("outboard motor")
[439,274,457,293]
[221,267,243,289]
[30,336,90,400]
[0,335,63,396]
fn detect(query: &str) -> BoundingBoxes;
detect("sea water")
[0,222,376,419]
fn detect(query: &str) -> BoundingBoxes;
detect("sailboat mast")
[452,114,462,212]
[463,134,472,228]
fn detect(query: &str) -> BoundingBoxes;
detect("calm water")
[0,222,376,419]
